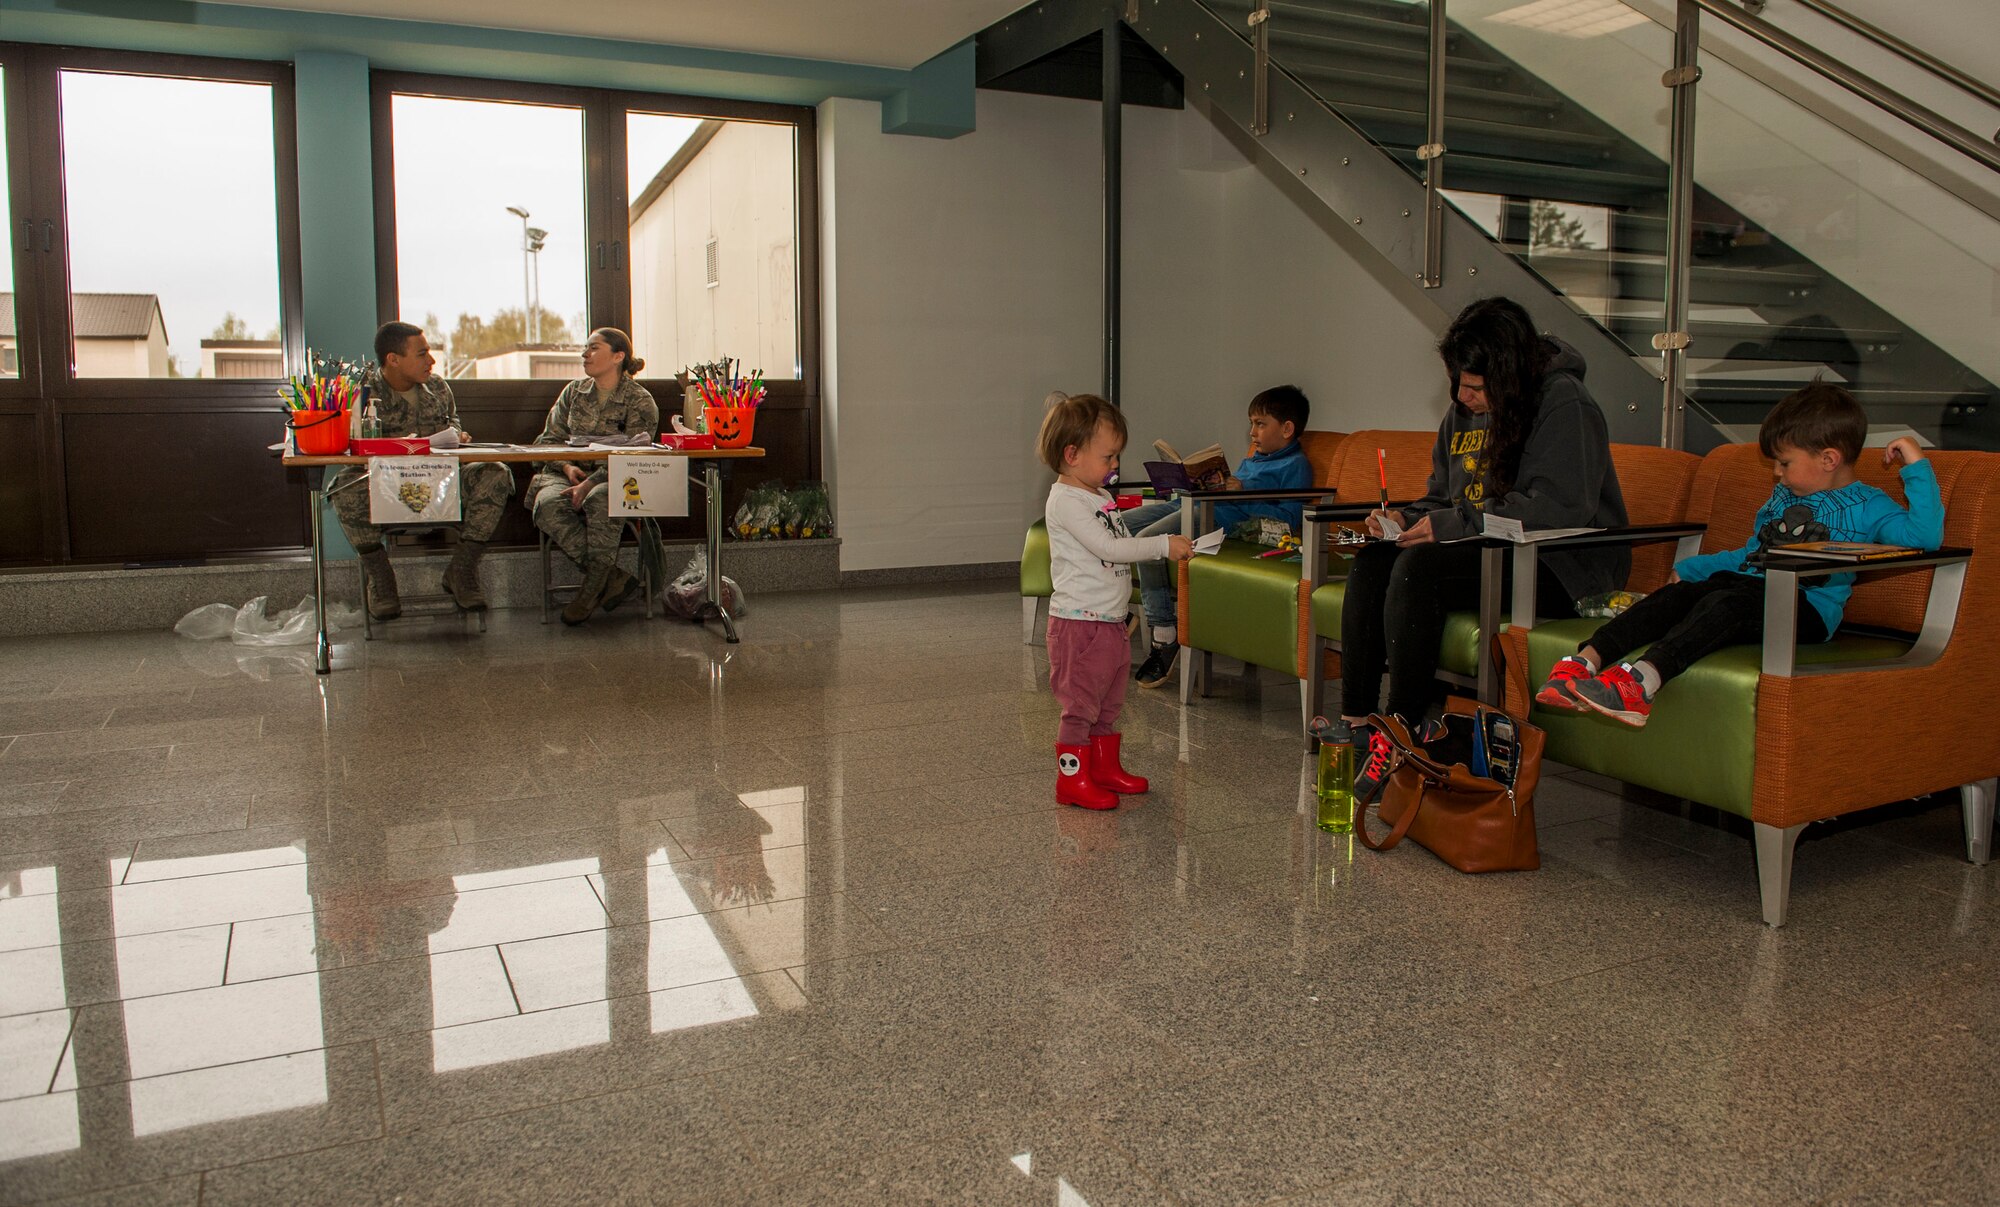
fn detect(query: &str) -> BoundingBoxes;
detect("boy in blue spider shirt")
[1132,385,1313,687]
[1536,379,1942,726]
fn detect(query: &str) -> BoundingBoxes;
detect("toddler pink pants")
[1047,617,1129,745]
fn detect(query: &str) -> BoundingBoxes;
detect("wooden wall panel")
[63,411,309,562]
[0,414,49,565]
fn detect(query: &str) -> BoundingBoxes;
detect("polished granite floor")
[0,582,1994,1205]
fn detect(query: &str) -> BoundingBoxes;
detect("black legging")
[1584,571,1827,682]
[1340,540,1575,721]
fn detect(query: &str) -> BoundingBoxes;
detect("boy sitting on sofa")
[1131,385,1314,688]
[1536,379,1942,727]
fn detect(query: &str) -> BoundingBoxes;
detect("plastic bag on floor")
[661,549,748,620]
[174,595,362,645]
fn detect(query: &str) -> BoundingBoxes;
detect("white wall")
[819,90,1452,573]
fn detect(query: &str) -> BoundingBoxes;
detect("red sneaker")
[1353,724,1397,802]
[1535,656,1595,711]
[1573,664,1652,728]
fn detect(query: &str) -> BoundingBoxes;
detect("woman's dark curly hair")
[1437,297,1550,498]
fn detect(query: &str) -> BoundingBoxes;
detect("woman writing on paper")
[1342,297,1628,790]
[529,328,660,625]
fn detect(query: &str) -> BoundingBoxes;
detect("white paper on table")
[1481,514,1602,543]
[608,453,689,517]
[367,456,462,524]
[1192,529,1226,556]
[424,427,462,449]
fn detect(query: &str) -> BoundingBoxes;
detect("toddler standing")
[1039,393,1194,808]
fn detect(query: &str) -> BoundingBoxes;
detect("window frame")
[369,70,820,416]
[10,44,304,402]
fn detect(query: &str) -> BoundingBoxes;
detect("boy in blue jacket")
[1536,380,1943,726]
[1134,385,1314,688]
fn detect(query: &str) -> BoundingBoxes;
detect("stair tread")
[1529,247,1821,288]
[1286,63,1561,112]
[1342,104,1618,153]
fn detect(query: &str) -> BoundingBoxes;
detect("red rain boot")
[1056,743,1118,810]
[1089,733,1148,795]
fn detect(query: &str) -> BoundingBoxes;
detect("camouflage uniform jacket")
[359,365,469,438]
[530,376,659,487]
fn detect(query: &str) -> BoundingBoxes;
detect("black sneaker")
[1353,724,1397,802]
[1135,641,1180,688]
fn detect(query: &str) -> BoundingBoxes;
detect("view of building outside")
[391,94,591,380]
[627,115,799,381]
[0,68,12,379]
[58,70,283,379]
[3,77,803,385]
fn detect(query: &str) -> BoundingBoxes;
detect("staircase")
[979,0,1999,451]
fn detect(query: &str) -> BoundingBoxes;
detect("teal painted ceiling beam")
[0,0,977,135]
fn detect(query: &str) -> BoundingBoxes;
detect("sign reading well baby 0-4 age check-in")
[609,454,689,517]
[367,457,463,524]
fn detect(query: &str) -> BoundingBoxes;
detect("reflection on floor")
[0,583,1993,1204]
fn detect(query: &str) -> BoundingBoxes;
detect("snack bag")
[1575,589,1644,618]
[794,481,833,539]
[731,482,782,540]
[1231,516,1292,548]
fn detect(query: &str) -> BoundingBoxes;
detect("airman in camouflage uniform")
[331,322,515,618]
[528,330,659,625]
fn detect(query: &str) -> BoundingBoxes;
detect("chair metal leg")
[1179,645,1198,704]
[1022,596,1044,646]
[1200,651,1214,698]
[539,532,553,625]
[1962,778,1995,866]
[1753,821,1806,928]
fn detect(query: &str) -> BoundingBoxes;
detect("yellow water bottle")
[1310,716,1355,834]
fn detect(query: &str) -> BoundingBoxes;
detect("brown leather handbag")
[1354,697,1544,872]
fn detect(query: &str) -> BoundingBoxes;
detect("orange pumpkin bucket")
[703,405,756,449]
[288,408,351,455]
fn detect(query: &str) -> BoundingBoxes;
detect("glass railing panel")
[1442,0,1675,360]
[1684,25,1999,450]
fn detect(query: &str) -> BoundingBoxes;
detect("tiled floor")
[0,582,1994,1205]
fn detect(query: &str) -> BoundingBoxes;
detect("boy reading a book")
[1536,380,1942,727]
[1132,385,1314,688]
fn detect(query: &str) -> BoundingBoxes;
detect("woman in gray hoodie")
[1342,297,1627,777]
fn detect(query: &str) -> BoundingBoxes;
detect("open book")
[1152,439,1231,491]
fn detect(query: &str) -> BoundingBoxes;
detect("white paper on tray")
[1481,514,1602,543]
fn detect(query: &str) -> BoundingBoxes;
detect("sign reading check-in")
[609,454,689,517]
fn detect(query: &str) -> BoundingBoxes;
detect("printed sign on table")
[609,454,689,517]
[368,457,463,524]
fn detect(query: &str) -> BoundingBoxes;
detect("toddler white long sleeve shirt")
[1045,482,1173,623]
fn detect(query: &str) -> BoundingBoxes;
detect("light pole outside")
[505,205,532,343]
[526,227,548,343]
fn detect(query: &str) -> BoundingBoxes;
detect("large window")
[0,65,15,381]
[373,75,816,394]
[625,112,801,382]
[58,70,285,380]
[388,94,589,381]
[0,45,303,567]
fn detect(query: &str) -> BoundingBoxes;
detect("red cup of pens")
[289,408,350,455]
[703,405,756,449]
